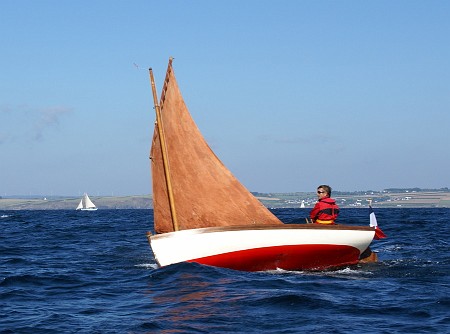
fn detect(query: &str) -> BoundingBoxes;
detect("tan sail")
[150,59,283,234]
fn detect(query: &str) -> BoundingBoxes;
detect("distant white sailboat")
[76,193,98,211]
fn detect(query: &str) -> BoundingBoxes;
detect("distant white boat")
[300,200,305,208]
[76,193,98,211]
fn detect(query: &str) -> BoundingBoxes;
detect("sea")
[1,208,449,333]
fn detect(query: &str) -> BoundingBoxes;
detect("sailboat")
[146,58,380,271]
[76,193,98,211]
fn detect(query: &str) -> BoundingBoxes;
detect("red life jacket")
[310,197,340,224]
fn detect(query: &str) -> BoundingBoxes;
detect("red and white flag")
[369,204,387,239]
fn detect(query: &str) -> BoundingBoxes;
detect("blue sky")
[1,1,449,196]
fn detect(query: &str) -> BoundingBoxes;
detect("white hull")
[148,224,375,271]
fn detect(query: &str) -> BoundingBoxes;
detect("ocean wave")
[135,263,158,269]
[1,208,449,333]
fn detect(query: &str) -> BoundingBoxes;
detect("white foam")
[135,263,159,269]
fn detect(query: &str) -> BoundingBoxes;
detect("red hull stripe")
[187,244,360,271]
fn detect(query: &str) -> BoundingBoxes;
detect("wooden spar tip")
[166,57,174,73]
[148,57,173,73]
[160,58,175,105]
[146,231,152,243]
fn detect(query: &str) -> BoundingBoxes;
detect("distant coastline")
[0,195,152,210]
[1,188,449,210]
[254,188,450,209]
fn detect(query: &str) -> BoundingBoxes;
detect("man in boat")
[309,185,340,224]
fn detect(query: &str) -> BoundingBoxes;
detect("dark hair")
[318,185,332,196]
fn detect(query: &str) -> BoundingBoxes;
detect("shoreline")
[1,190,449,210]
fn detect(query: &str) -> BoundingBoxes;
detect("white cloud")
[0,104,72,143]
[32,106,73,141]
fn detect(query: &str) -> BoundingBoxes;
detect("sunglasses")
[317,191,326,194]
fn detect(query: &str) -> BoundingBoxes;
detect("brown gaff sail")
[150,59,283,234]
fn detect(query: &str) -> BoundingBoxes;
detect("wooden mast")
[149,59,179,231]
